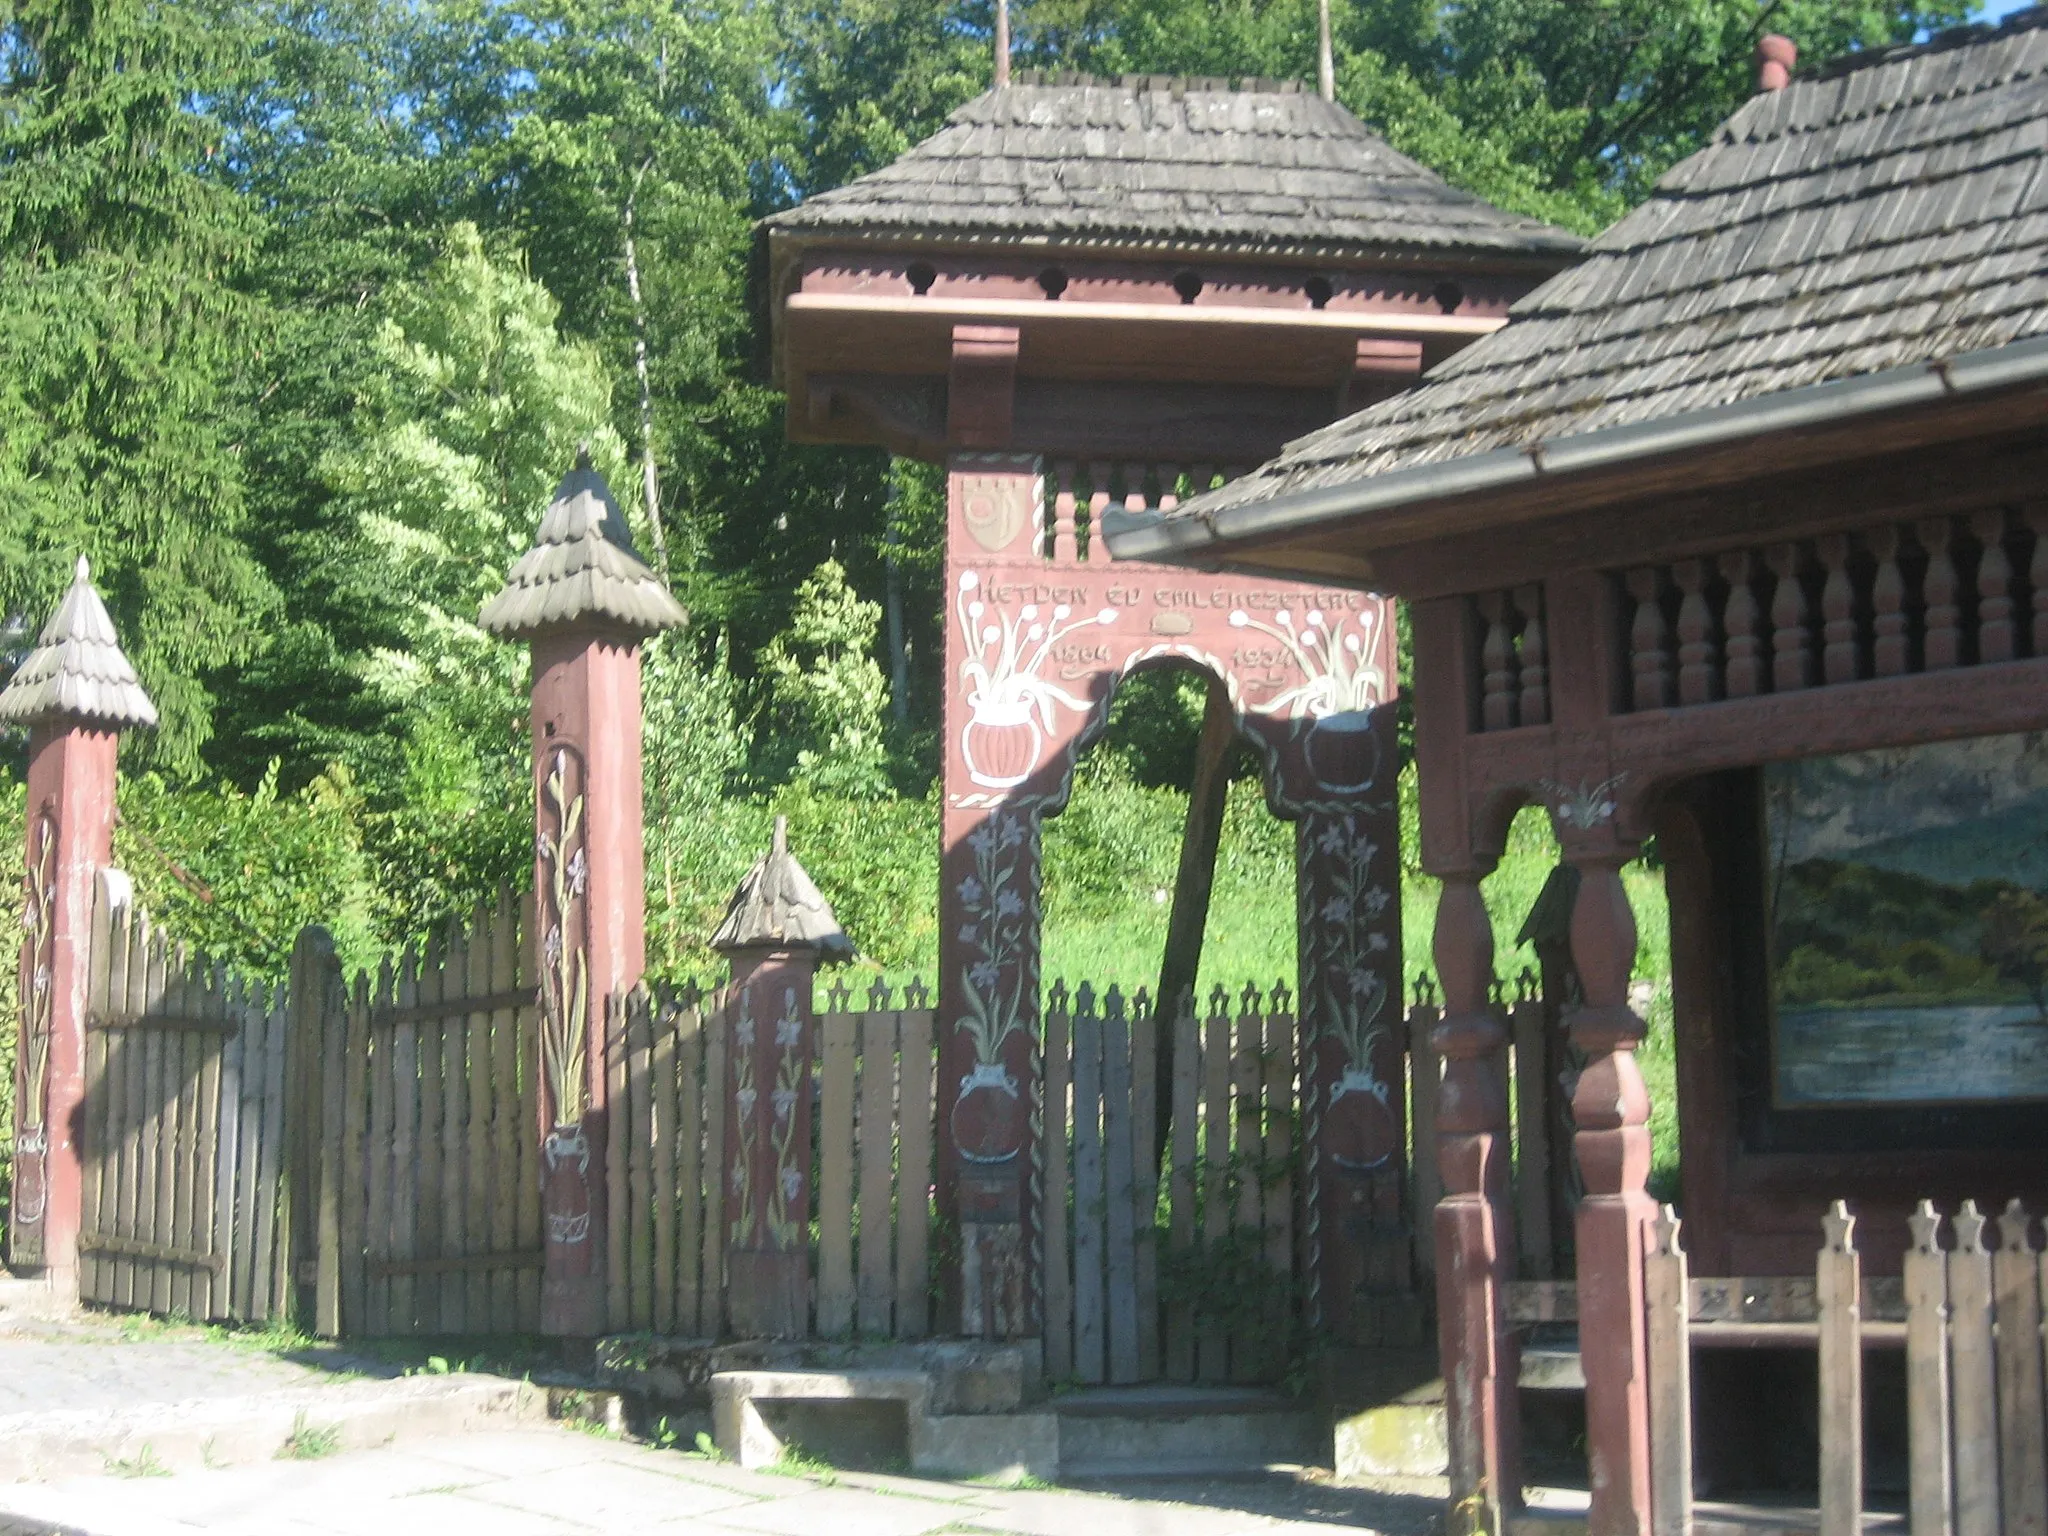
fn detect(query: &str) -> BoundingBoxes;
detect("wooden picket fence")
[327,893,542,1338]
[1506,1198,2048,1536]
[602,979,938,1341]
[76,885,296,1323]
[1040,981,1299,1388]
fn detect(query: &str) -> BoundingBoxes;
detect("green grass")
[276,1413,342,1461]
[104,1444,170,1479]
[767,1442,838,1484]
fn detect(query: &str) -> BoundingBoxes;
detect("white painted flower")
[735,1018,756,1049]
[969,601,984,620]
[735,1087,756,1117]
[781,1168,805,1203]
[1021,604,1038,620]
[1345,633,1362,653]
[1027,623,1044,641]
[772,1086,797,1120]
[1308,609,1325,627]
[775,1014,802,1049]
[1097,608,1118,624]
[1230,611,1249,627]
[1053,604,1071,620]
[982,625,999,645]
[960,571,979,591]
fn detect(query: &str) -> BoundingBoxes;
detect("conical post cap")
[0,557,158,730]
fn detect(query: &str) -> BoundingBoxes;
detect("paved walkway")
[0,1427,1445,1536]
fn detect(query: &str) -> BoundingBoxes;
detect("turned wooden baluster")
[1719,551,1763,697]
[1515,584,1549,726]
[1626,568,1673,710]
[1568,849,1656,1536]
[1156,462,1181,513]
[1768,543,1815,691]
[1973,510,2015,663]
[1431,871,1520,1529]
[1480,592,1518,731]
[1052,461,1079,564]
[1868,527,1908,677]
[1086,461,1112,565]
[1673,558,1717,705]
[1817,533,1859,685]
[1920,517,1961,670]
[2031,509,2048,657]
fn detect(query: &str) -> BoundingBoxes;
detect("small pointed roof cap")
[0,557,158,730]
[479,448,686,640]
[712,817,854,959]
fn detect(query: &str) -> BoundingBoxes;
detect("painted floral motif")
[12,813,55,1232]
[536,750,590,1129]
[1305,813,1399,1171]
[957,571,1118,789]
[1228,605,1387,719]
[1542,774,1627,830]
[951,810,1033,1164]
[731,987,810,1248]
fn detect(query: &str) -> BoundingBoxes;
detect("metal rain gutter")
[1100,332,2048,564]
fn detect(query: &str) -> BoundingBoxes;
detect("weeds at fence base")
[104,1444,170,1479]
[276,1412,341,1461]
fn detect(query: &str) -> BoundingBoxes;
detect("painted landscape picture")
[1768,732,2048,1107]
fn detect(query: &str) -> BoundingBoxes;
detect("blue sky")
[1976,0,2036,20]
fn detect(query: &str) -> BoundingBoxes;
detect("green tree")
[0,0,276,769]
[757,559,893,797]
[320,220,632,937]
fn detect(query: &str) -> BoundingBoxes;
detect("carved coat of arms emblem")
[960,476,1031,553]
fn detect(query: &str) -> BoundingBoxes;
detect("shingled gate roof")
[712,817,854,958]
[480,453,686,640]
[1153,12,2048,527]
[0,557,158,731]
[762,74,1581,263]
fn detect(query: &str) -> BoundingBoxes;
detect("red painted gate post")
[481,453,683,1338]
[0,558,157,1301]
[713,818,850,1337]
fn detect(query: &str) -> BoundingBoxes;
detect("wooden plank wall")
[1042,982,1293,1387]
[335,892,542,1337]
[605,979,938,1341]
[78,890,291,1324]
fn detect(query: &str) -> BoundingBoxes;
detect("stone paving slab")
[0,1425,1440,1536]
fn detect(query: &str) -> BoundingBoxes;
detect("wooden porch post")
[1566,840,1656,1536]
[0,558,156,1303]
[480,452,683,1339]
[1412,594,1521,1530]
[1433,868,1522,1529]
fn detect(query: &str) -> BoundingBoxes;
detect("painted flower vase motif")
[1325,1067,1397,1172]
[951,1060,1026,1165]
[1304,709,1381,795]
[10,1126,47,1226]
[962,700,1043,789]
[542,1123,592,1245]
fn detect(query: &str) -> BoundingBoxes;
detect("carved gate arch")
[937,455,1413,1354]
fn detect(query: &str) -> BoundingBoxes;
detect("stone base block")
[710,1369,930,1470]
[1333,1398,1450,1478]
[910,1411,1058,1482]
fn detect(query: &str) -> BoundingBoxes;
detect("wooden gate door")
[1041,982,1301,1386]
[77,891,294,1322]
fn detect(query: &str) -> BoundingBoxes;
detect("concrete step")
[1052,1384,1322,1477]
[0,1372,549,1482]
[1331,1340,1584,1479]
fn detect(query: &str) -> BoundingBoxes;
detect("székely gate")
[757,67,1580,1357]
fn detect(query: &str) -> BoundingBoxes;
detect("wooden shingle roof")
[479,453,686,640]
[1163,12,2048,525]
[712,817,854,958]
[763,74,1581,264]
[0,557,157,731]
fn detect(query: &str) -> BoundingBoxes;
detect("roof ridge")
[1807,6,2048,83]
[1008,69,1308,94]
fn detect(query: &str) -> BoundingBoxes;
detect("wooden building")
[1107,17,2048,1534]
